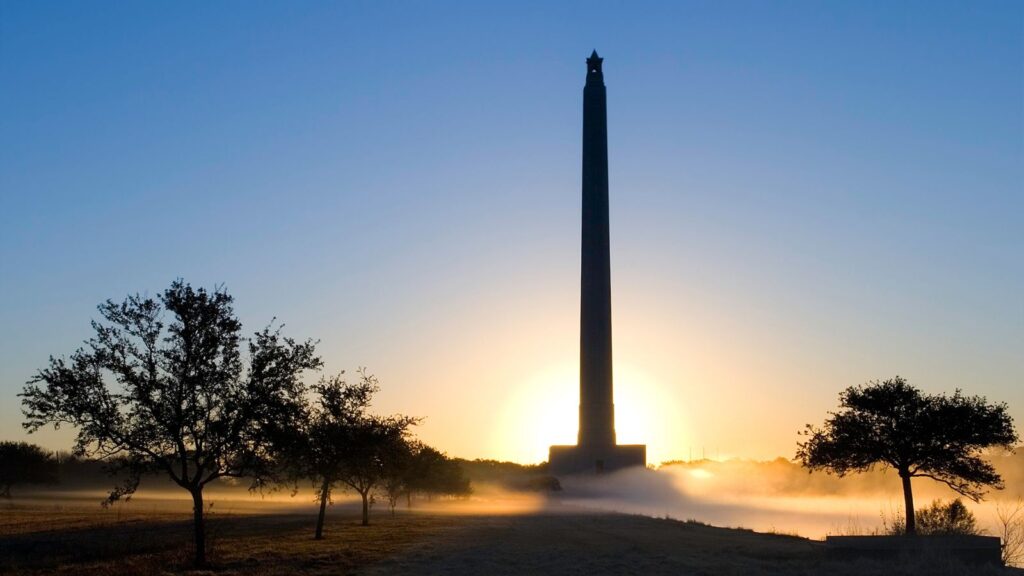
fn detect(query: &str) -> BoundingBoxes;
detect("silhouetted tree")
[384,443,471,511]
[279,369,377,539]
[21,280,321,566]
[797,376,1018,535]
[916,499,979,536]
[404,443,445,504]
[381,438,416,515]
[338,413,417,526]
[0,441,58,498]
[410,445,471,501]
[997,498,1024,567]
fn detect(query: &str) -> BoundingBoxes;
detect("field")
[1,494,1020,575]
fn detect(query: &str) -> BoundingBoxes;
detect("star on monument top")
[587,50,603,74]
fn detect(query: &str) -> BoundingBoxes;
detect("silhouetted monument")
[549,52,646,475]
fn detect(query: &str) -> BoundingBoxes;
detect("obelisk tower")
[578,50,615,448]
[549,51,646,475]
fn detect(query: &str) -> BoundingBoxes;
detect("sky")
[1,1,1021,465]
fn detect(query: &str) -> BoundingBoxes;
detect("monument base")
[548,443,646,476]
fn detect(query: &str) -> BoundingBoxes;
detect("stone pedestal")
[549,444,646,475]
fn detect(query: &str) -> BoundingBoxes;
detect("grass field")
[1,496,1020,575]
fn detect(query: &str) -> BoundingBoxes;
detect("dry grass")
[1,497,1020,575]
[0,499,456,575]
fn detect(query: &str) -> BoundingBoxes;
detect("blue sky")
[1,1,1021,462]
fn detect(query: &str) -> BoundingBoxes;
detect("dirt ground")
[0,498,1018,575]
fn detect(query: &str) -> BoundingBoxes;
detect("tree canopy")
[278,368,378,539]
[21,280,321,565]
[0,441,58,498]
[796,376,1018,534]
[275,367,419,535]
[336,412,418,526]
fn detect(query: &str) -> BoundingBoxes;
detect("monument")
[549,52,647,475]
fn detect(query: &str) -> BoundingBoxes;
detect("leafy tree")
[0,441,58,498]
[381,438,416,515]
[404,443,447,503]
[21,280,321,566]
[338,413,417,526]
[383,443,471,512]
[412,446,471,500]
[797,376,1018,535]
[277,368,417,534]
[279,369,377,539]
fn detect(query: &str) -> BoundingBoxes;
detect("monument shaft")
[579,53,615,447]
[549,51,645,475]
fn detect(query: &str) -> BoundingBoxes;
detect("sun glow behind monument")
[495,362,686,465]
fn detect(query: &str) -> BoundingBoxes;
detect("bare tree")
[997,498,1024,567]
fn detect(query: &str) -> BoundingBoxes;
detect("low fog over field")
[551,451,1024,538]
[16,450,1022,542]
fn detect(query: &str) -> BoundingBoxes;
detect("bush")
[885,499,980,536]
[917,499,978,535]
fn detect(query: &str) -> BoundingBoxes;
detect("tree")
[382,442,471,512]
[381,438,416,516]
[0,441,58,498]
[916,499,978,536]
[408,445,471,501]
[279,369,378,539]
[996,498,1024,567]
[796,376,1018,535]
[337,413,417,526]
[21,280,321,566]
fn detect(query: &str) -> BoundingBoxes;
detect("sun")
[493,362,689,465]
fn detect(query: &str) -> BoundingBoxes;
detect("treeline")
[0,443,471,502]
[15,280,470,567]
[454,458,562,492]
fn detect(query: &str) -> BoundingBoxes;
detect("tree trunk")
[406,491,412,509]
[361,491,370,526]
[191,488,207,566]
[315,479,330,540]
[900,472,916,536]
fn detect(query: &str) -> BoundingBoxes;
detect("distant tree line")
[454,458,561,492]
[0,441,58,498]
[18,280,470,567]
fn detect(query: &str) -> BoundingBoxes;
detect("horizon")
[2,1,1022,466]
